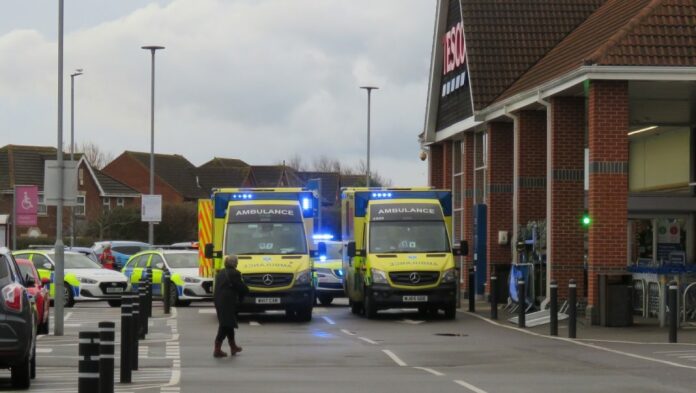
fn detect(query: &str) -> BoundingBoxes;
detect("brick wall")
[103,154,184,205]
[587,80,629,308]
[442,141,453,189]
[461,133,475,293]
[486,122,514,291]
[429,144,445,188]
[516,110,547,225]
[550,97,586,299]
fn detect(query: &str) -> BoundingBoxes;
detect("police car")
[312,235,346,306]
[122,250,213,306]
[13,250,130,307]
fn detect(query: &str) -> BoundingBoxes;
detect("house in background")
[248,165,304,188]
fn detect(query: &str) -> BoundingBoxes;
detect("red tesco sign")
[443,22,466,75]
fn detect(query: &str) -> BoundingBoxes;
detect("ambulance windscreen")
[368,221,450,254]
[225,223,308,255]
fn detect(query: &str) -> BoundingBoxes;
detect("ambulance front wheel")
[349,299,362,315]
[444,303,457,320]
[363,289,377,319]
[317,295,334,306]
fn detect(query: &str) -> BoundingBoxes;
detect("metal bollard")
[99,321,115,393]
[163,270,171,315]
[549,280,558,336]
[490,274,498,320]
[145,268,153,318]
[468,267,475,312]
[568,279,577,339]
[669,284,678,343]
[138,285,148,337]
[131,296,140,370]
[78,331,100,393]
[517,279,526,328]
[119,296,132,383]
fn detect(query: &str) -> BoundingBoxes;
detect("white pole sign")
[141,195,162,222]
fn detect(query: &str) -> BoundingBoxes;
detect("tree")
[86,207,146,240]
[78,141,114,169]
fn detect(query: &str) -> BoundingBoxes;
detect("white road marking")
[358,336,378,345]
[401,319,425,325]
[577,338,696,346]
[64,312,73,321]
[382,349,408,366]
[655,350,696,354]
[413,366,444,376]
[341,329,356,336]
[249,321,261,326]
[454,379,489,393]
[467,311,696,371]
[36,348,53,354]
[65,323,82,327]
[197,309,216,314]
[322,316,336,325]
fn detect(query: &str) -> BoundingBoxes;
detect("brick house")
[421,0,696,323]
[0,145,139,243]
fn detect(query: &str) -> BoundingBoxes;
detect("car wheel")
[318,295,334,306]
[64,284,75,308]
[285,308,296,319]
[38,314,49,335]
[108,300,122,308]
[30,345,36,379]
[350,299,362,315]
[444,304,457,320]
[11,355,31,389]
[364,290,377,319]
[296,306,313,322]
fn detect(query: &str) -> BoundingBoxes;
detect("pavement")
[4,298,696,392]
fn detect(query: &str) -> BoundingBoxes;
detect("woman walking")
[213,255,249,358]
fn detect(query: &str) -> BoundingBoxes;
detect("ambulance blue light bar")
[313,234,334,240]
[231,193,254,200]
[302,198,312,210]
[371,192,393,198]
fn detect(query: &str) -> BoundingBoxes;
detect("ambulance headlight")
[183,276,201,284]
[295,270,312,285]
[371,269,388,284]
[441,269,456,283]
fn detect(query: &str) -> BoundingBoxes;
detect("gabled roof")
[461,0,605,110]
[495,0,696,103]
[0,145,84,191]
[124,151,205,199]
[298,171,341,205]
[195,167,251,193]
[249,166,303,188]
[94,169,140,196]
[339,175,365,188]
[199,157,249,169]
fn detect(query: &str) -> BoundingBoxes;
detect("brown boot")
[229,339,242,355]
[213,341,228,358]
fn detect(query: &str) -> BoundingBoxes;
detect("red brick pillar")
[515,109,547,237]
[428,143,444,188]
[443,141,453,189]
[486,122,514,294]
[587,80,629,317]
[549,97,586,300]
[462,133,475,293]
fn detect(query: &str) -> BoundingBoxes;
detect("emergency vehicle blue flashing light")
[302,198,311,210]
[312,234,334,240]
[371,192,393,199]
[232,193,253,200]
[336,269,344,277]
[319,255,327,262]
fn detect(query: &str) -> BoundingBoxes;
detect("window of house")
[116,197,125,207]
[103,197,111,210]
[37,193,47,215]
[75,195,86,216]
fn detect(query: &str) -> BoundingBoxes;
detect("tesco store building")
[420,0,696,323]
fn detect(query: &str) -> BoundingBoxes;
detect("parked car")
[16,259,50,335]
[0,247,36,389]
[28,245,99,264]
[13,250,130,308]
[170,241,199,249]
[122,249,213,306]
[92,241,151,270]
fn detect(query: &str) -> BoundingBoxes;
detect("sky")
[0,0,435,185]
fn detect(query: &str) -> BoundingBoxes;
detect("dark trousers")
[215,325,236,344]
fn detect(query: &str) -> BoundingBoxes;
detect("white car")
[14,250,130,308]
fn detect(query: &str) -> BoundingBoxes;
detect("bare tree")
[353,159,391,187]
[285,154,307,171]
[312,155,342,173]
[78,141,114,169]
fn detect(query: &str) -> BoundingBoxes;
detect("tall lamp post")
[359,86,378,187]
[69,69,83,248]
[54,0,66,336]
[141,45,165,246]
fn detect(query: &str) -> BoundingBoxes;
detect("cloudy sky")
[0,0,435,185]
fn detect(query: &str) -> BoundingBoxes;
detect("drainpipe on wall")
[503,109,519,265]
[537,95,552,302]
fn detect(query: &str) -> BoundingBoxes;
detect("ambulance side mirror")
[347,242,357,258]
[204,243,221,259]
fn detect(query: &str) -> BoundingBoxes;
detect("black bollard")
[568,279,577,339]
[99,321,115,393]
[138,285,148,337]
[517,279,526,328]
[669,284,678,343]
[468,267,475,312]
[78,331,100,393]
[549,280,558,336]
[119,297,132,383]
[490,274,498,320]
[131,296,140,370]
[145,267,153,318]
[163,270,171,315]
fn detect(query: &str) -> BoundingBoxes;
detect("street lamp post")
[359,86,378,187]
[54,0,65,336]
[69,69,83,248]
[141,45,164,246]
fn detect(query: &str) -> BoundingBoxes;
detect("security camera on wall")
[419,150,428,161]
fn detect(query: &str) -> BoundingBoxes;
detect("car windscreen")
[225,222,307,255]
[17,264,35,280]
[48,253,102,269]
[0,256,9,279]
[369,221,450,253]
[165,253,199,269]
[112,246,147,255]
[316,243,342,259]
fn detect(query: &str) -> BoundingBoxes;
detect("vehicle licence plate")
[106,287,124,293]
[402,295,428,303]
[255,297,281,305]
